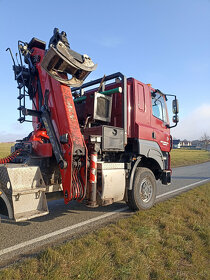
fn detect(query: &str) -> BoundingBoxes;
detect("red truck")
[0,29,179,221]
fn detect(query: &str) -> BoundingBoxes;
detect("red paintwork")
[89,153,97,184]
[30,47,87,204]
[129,78,171,153]
[28,45,171,201]
[30,128,49,143]
[29,128,52,157]
[32,142,52,157]
[111,79,170,152]
[81,78,171,153]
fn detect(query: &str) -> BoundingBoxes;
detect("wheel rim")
[139,178,153,203]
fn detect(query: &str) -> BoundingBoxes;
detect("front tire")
[127,167,157,210]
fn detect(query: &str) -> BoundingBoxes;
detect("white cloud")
[172,104,210,140]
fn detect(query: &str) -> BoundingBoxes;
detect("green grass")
[0,143,209,278]
[0,144,210,167]
[0,184,209,280]
[0,143,13,158]
[171,149,210,167]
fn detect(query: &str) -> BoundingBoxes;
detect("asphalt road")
[0,162,210,267]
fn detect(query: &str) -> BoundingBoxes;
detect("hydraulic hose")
[0,149,22,164]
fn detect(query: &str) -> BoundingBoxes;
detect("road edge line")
[156,179,209,199]
[0,207,128,257]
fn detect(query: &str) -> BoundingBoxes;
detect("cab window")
[151,91,167,122]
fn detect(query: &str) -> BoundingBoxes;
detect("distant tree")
[200,133,210,150]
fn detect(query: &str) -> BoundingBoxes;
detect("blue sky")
[0,0,209,141]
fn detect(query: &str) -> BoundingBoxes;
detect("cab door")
[150,91,170,152]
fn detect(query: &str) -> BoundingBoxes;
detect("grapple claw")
[41,29,97,86]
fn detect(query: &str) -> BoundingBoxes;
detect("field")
[1,143,210,168]
[0,184,209,280]
[171,148,210,167]
[0,144,210,279]
[0,143,13,158]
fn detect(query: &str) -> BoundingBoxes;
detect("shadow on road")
[0,199,129,226]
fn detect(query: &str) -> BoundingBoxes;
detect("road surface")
[0,162,210,267]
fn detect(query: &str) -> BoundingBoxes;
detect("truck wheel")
[127,167,156,210]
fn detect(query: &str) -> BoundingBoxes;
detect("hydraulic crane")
[0,28,179,221]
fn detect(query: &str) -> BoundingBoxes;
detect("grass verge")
[0,184,209,280]
[0,143,13,158]
[1,144,210,168]
[170,149,210,167]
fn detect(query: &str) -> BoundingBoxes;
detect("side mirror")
[172,115,179,124]
[172,99,179,114]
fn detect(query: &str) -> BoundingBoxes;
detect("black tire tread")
[127,167,156,211]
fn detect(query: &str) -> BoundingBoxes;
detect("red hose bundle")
[0,149,22,164]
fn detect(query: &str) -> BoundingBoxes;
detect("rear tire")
[127,167,156,210]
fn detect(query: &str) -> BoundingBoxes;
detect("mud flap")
[0,165,48,222]
[161,170,172,185]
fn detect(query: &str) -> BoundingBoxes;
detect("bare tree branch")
[200,133,210,150]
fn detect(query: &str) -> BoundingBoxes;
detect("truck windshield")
[151,92,167,123]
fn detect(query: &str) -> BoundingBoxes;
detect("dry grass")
[0,144,210,168]
[0,143,13,158]
[0,145,209,278]
[0,184,209,280]
[171,149,210,167]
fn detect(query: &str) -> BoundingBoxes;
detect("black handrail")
[72,72,127,145]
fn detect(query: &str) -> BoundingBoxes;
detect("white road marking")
[0,207,128,257]
[156,179,210,199]
[1,178,209,257]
